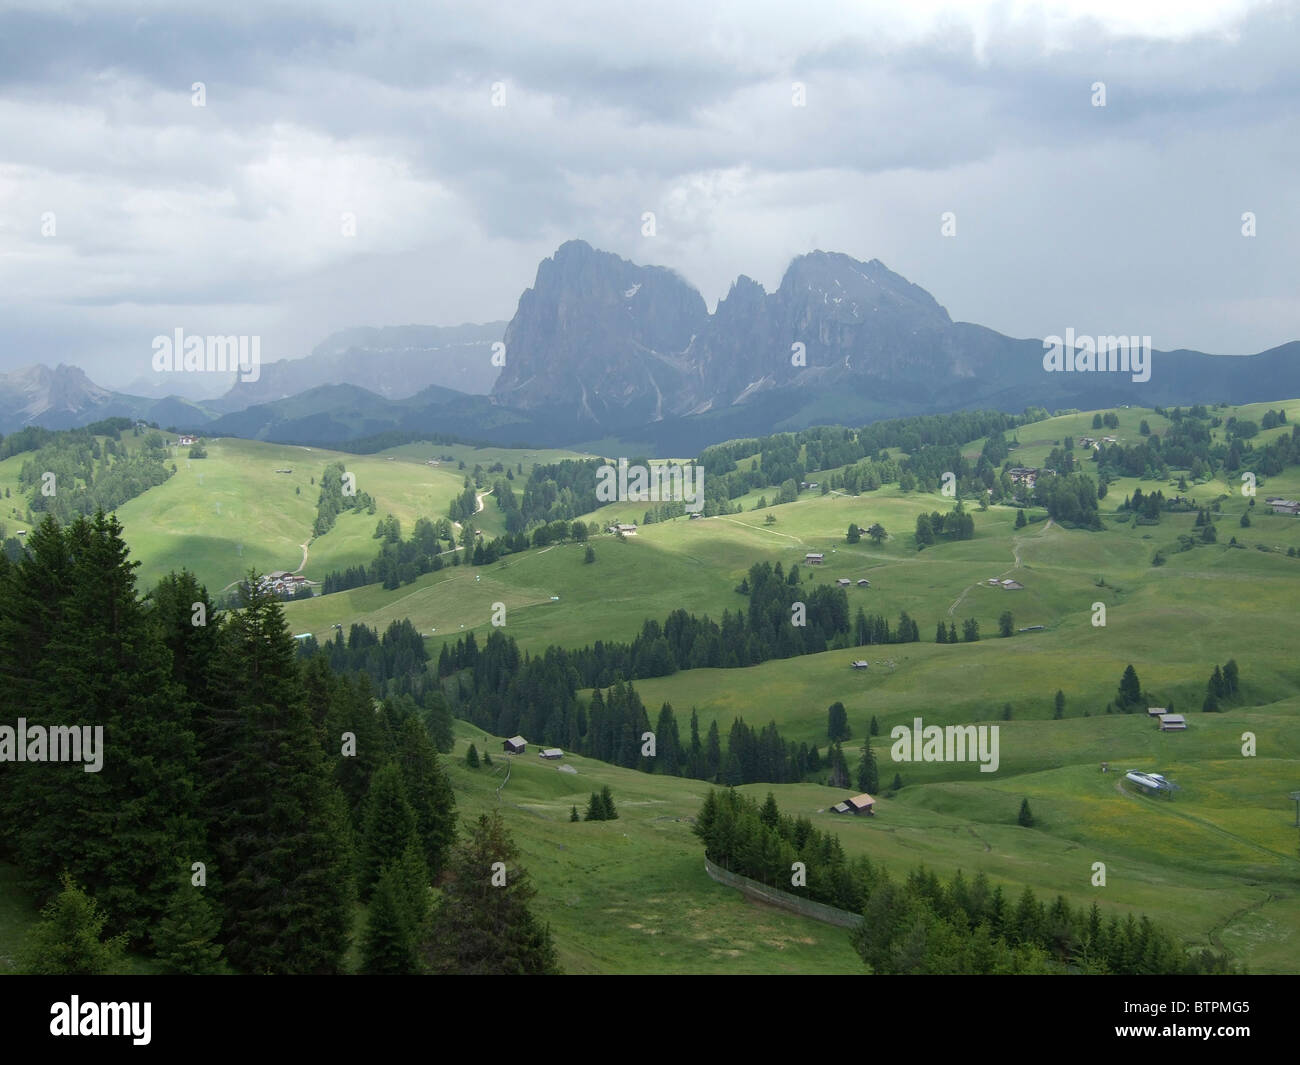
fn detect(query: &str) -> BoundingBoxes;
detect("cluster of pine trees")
[0,514,553,974]
[446,477,480,523]
[695,790,1234,975]
[17,425,173,523]
[1030,471,1103,528]
[913,503,975,548]
[313,460,375,536]
[583,786,618,821]
[1203,659,1241,712]
[297,620,452,744]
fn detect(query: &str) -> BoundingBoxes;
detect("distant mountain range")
[204,322,506,414]
[2,241,1296,451]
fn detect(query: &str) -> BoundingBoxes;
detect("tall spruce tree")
[359,762,421,899]
[857,739,879,794]
[206,574,355,973]
[153,868,226,975]
[600,784,618,820]
[361,857,422,975]
[394,716,456,878]
[1118,664,1142,708]
[422,811,561,974]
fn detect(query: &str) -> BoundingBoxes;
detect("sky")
[0,0,1296,394]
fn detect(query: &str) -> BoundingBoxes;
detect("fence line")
[703,858,864,929]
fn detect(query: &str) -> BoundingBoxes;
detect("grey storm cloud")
[0,0,1295,388]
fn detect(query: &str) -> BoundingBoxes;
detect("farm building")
[177,435,197,446]
[1157,714,1186,731]
[804,552,825,564]
[607,523,638,535]
[539,748,563,760]
[1146,707,1167,718]
[851,660,870,670]
[503,735,527,754]
[1001,579,1023,590]
[831,793,875,816]
[836,578,851,586]
[1269,500,1300,515]
[857,578,870,587]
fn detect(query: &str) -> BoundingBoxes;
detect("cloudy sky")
[0,0,1296,394]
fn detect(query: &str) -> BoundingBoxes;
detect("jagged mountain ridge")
[492,241,1037,427]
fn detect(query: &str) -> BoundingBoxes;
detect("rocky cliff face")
[492,240,708,426]
[491,242,1018,430]
[0,364,113,429]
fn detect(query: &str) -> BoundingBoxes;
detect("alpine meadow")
[0,1,1297,1043]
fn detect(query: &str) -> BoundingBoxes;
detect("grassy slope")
[2,402,1297,973]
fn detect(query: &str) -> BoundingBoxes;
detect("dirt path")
[947,517,1054,617]
[295,541,309,573]
[717,516,805,543]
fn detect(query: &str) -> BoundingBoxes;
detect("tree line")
[694,789,1235,975]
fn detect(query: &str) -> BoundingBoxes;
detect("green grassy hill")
[2,401,1296,974]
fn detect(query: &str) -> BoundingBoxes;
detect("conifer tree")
[827,701,850,742]
[18,873,127,975]
[828,743,850,789]
[423,811,561,974]
[359,763,420,900]
[465,743,480,768]
[569,805,580,822]
[1118,664,1142,708]
[153,871,226,975]
[600,785,618,820]
[584,791,605,821]
[394,716,456,878]
[361,859,422,975]
[857,739,879,794]
[869,715,880,736]
[1018,798,1035,828]
[1053,690,1065,719]
[1223,658,1239,695]
[207,575,354,974]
